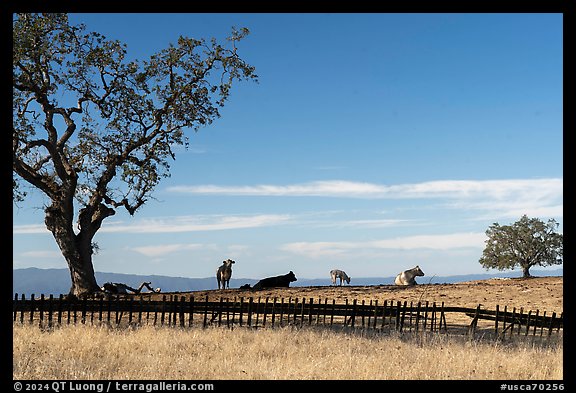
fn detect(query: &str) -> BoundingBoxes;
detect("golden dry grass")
[13,276,563,380]
[13,323,562,380]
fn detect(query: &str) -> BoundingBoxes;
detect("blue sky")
[13,13,563,281]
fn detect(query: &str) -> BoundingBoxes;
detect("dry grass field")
[13,276,563,381]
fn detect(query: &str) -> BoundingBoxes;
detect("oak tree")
[479,215,563,278]
[13,13,257,297]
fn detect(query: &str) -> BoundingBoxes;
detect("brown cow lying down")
[252,271,297,290]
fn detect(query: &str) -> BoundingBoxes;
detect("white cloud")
[166,178,562,200]
[281,232,487,259]
[13,179,562,237]
[102,214,292,233]
[12,224,49,234]
[129,243,212,257]
[19,250,63,259]
[14,214,294,235]
[319,218,413,229]
[166,178,562,220]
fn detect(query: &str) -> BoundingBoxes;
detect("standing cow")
[252,271,297,290]
[330,269,351,286]
[394,265,425,286]
[216,259,235,289]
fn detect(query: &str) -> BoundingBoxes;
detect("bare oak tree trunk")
[45,203,100,297]
[522,265,532,278]
[66,250,99,297]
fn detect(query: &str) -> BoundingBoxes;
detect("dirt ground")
[169,276,562,313]
[152,276,562,331]
[151,276,564,326]
[93,276,564,332]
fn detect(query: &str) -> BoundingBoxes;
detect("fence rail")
[12,293,563,340]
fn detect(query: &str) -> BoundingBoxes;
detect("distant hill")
[12,267,563,296]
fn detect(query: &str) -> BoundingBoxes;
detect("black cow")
[252,271,297,290]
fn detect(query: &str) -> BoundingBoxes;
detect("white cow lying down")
[394,265,425,286]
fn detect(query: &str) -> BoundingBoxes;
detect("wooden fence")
[12,293,563,340]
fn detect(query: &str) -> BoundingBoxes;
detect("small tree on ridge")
[479,215,563,278]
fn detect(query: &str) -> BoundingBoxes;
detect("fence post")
[330,299,336,327]
[287,297,292,326]
[259,296,266,327]
[271,297,277,328]
[430,302,436,332]
[167,295,173,326]
[47,294,54,328]
[203,295,209,328]
[524,310,532,336]
[509,307,516,338]
[105,296,112,325]
[58,294,64,326]
[263,297,270,328]
[217,297,224,327]
[532,309,539,336]
[29,294,36,325]
[278,297,284,327]
[128,297,134,325]
[179,296,186,328]
[38,294,45,328]
[115,296,123,326]
[89,296,95,325]
[13,293,18,322]
[468,304,480,336]
[540,311,547,337]
[137,296,143,326]
[380,300,387,330]
[350,299,357,328]
[188,296,194,327]
[407,301,414,332]
[400,301,408,332]
[225,297,230,328]
[372,300,379,330]
[173,296,180,327]
[230,296,235,328]
[548,312,556,337]
[308,297,314,326]
[81,296,88,325]
[152,297,158,326]
[20,294,26,325]
[70,295,76,325]
[440,302,447,332]
[68,296,78,325]
[239,297,244,327]
[414,302,421,332]
[254,297,261,327]
[247,297,253,327]
[494,305,499,336]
